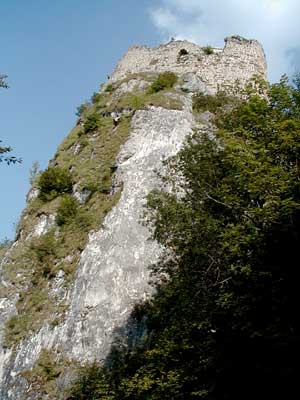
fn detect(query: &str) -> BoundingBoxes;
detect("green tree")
[141,75,300,398]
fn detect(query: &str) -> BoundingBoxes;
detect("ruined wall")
[110,36,267,93]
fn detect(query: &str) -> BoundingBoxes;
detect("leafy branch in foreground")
[0,141,22,165]
[0,74,9,89]
[1,74,21,164]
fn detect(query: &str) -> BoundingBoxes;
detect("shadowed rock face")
[0,36,267,399]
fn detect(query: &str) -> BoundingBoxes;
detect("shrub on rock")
[38,167,72,201]
[148,72,178,93]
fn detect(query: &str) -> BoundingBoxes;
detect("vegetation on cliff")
[148,71,178,93]
[2,88,132,348]
[67,75,300,399]
[1,72,184,358]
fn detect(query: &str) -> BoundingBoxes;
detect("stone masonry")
[110,36,267,93]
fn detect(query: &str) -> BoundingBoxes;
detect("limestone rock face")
[179,72,210,94]
[33,214,56,237]
[62,104,194,358]
[114,78,149,96]
[0,98,194,400]
[0,36,267,399]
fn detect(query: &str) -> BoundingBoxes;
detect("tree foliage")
[0,141,21,164]
[67,75,300,399]
[0,74,8,89]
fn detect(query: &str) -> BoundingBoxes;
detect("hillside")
[0,36,270,399]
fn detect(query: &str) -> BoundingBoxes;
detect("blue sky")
[1,0,299,240]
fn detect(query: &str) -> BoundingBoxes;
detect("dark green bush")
[38,167,72,201]
[193,91,232,113]
[29,231,57,279]
[56,195,79,226]
[73,211,93,231]
[83,113,102,134]
[76,102,90,117]
[67,363,114,399]
[30,349,61,381]
[56,194,93,232]
[105,84,114,93]
[148,72,178,93]
[32,232,56,264]
[203,45,214,55]
[91,92,103,104]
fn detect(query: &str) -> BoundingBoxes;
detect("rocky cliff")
[0,36,267,399]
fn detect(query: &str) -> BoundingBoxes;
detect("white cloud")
[150,0,300,81]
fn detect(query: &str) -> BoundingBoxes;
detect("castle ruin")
[110,36,267,93]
